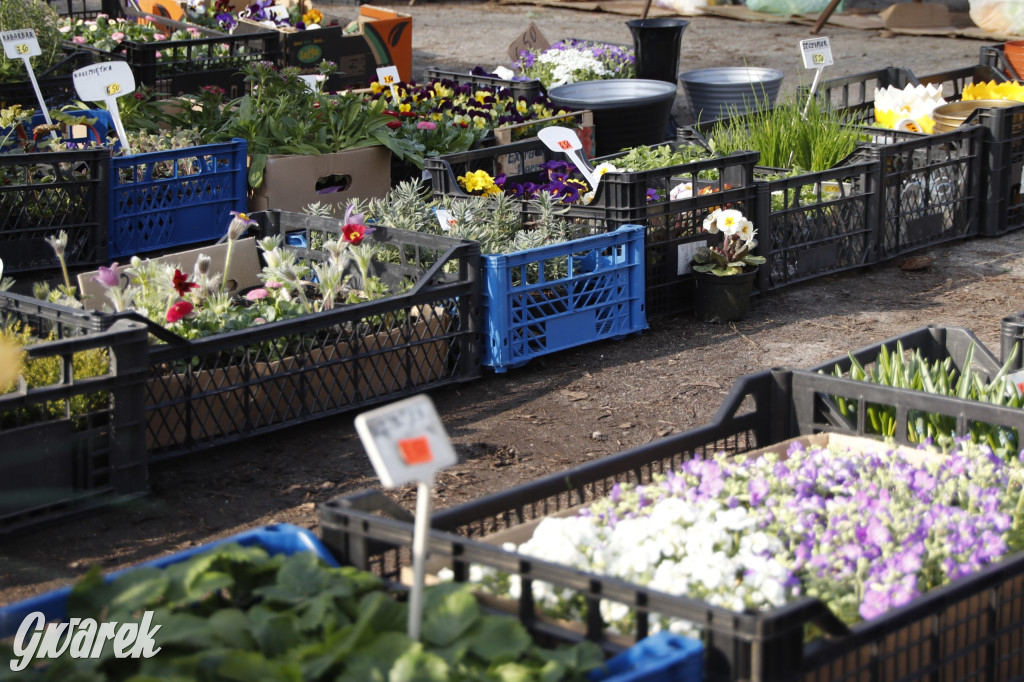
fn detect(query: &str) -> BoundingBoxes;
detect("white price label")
[73,61,136,102]
[435,208,456,232]
[800,37,833,69]
[376,65,401,103]
[1008,370,1024,396]
[537,126,598,191]
[677,239,709,276]
[73,61,136,153]
[1,29,41,59]
[354,394,458,489]
[507,22,550,62]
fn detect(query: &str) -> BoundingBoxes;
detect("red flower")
[342,223,374,245]
[385,120,402,129]
[172,269,199,297]
[166,300,194,323]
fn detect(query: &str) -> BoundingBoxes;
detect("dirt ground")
[2,1,1021,606]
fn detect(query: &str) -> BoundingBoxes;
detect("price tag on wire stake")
[1,29,53,136]
[355,394,457,644]
[1,29,41,59]
[798,36,833,120]
[73,61,136,154]
[799,37,833,70]
[355,393,457,489]
[376,65,401,105]
[537,126,599,192]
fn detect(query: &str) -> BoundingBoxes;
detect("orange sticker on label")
[557,139,572,150]
[398,436,433,465]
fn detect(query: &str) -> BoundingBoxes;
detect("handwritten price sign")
[73,61,137,153]
[799,37,833,70]
[1,29,41,59]
[507,22,550,62]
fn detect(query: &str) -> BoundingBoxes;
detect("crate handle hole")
[316,174,352,195]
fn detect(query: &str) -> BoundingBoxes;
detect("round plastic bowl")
[932,99,1020,133]
[678,67,785,121]
[547,79,677,156]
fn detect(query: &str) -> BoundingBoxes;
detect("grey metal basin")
[678,67,784,121]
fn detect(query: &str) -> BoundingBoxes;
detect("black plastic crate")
[72,30,282,98]
[0,50,93,110]
[0,147,110,274]
[0,292,148,535]
[980,44,1022,82]
[679,122,881,293]
[426,138,760,318]
[321,344,1024,681]
[61,211,481,460]
[753,162,879,291]
[814,67,918,123]
[423,68,545,101]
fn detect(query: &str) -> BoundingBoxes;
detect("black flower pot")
[693,267,757,323]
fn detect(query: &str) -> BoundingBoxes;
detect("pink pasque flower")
[265,281,282,289]
[246,288,269,301]
[166,300,194,323]
[92,262,119,288]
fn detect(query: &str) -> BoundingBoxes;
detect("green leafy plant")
[209,62,412,190]
[707,96,865,172]
[0,0,64,84]
[0,542,605,680]
[827,341,1024,453]
[610,143,713,173]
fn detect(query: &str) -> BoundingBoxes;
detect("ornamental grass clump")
[828,341,1024,452]
[453,437,1024,637]
[707,96,864,172]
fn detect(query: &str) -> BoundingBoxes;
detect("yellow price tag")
[383,75,394,85]
[15,43,29,55]
[105,82,121,96]
[812,53,825,65]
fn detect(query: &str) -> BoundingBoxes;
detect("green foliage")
[0,322,110,427]
[0,0,63,84]
[828,341,1024,453]
[7,543,604,681]
[707,96,865,172]
[610,144,713,173]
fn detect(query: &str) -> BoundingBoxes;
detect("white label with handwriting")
[73,62,136,153]
[1,29,41,59]
[800,37,833,69]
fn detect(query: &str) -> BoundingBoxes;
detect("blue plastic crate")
[0,523,335,639]
[590,632,704,682]
[483,224,647,372]
[107,138,248,259]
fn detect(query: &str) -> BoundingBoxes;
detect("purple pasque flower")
[92,262,119,288]
[342,203,365,229]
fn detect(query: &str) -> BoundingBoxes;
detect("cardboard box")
[237,5,412,90]
[77,238,264,310]
[248,145,392,214]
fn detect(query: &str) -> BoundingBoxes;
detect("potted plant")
[514,39,635,89]
[690,208,764,323]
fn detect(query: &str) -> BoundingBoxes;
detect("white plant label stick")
[799,36,833,119]
[537,126,599,192]
[1,29,53,133]
[73,61,136,154]
[354,394,458,642]
[299,74,324,93]
[376,65,401,105]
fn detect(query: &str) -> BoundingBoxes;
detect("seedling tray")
[322,336,1024,681]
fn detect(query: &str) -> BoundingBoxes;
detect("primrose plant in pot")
[691,208,764,324]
